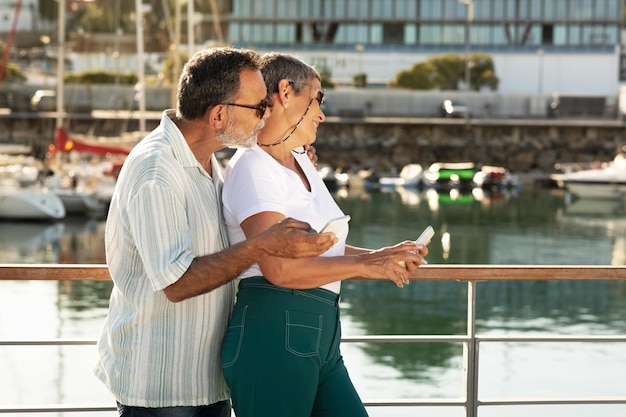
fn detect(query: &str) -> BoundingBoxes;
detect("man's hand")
[304,144,318,168]
[260,217,335,258]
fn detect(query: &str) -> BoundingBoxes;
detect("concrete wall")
[2,84,617,119]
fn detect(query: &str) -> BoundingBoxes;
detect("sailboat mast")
[56,0,65,129]
[135,0,146,132]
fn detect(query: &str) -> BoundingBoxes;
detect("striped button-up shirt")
[94,110,234,407]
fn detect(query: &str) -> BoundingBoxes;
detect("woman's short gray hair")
[260,53,321,105]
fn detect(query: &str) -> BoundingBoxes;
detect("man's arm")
[163,218,335,302]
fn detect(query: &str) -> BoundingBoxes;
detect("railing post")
[463,280,479,417]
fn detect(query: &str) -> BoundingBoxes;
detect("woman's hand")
[357,241,427,288]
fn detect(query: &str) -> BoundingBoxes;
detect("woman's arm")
[241,212,427,289]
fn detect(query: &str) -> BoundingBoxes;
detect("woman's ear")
[276,79,292,109]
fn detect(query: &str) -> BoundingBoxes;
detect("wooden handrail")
[1,264,625,281]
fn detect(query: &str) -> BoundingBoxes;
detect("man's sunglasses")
[223,98,269,119]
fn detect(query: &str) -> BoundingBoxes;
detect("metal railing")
[2,264,626,416]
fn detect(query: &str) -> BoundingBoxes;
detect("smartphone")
[415,225,435,245]
[320,215,351,234]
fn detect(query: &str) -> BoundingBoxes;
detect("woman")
[221,52,429,417]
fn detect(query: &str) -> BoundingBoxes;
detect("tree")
[0,41,27,84]
[390,52,499,91]
[390,62,441,90]
[467,52,499,91]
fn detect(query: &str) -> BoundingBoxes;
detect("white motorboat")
[44,175,107,216]
[558,153,626,199]
[379,164,425,188]
[0,186,66,220]
[52,188,106,215]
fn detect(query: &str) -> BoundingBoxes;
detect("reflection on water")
[2,189,626,416]
[0,217,107,264]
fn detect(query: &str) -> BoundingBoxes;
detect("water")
[2,187,626,416]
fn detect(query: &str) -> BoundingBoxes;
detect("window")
[491,25,509,46]
[350,0,369,18]
[542,24,554,45]
[570,0,593,20]
[335,24,368,43]
[370,24,383,44]
[441,24,465,45]
[568,24,581,45]
[555,0,567,18]
[404,24,417,45]
[553,24,567,45]
[383,23,404,44]
[277,0,300,18]
[443,0,466,20]
[584,24,610,45]
[419,24,442,44]
[396,0,417,17]
[275,24,295,43]
[474,0,493,20]
[493,1,505,19]
[419,0,443,20]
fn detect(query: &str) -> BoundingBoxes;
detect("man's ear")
[206,104,226,129]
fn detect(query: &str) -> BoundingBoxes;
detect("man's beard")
[217,116,265,149]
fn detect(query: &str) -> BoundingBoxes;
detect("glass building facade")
[225,0,622,50]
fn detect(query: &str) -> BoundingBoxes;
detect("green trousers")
[221,277,369,417]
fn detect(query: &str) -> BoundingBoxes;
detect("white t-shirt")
[223,145,346,293]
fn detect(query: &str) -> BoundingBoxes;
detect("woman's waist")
[238,276,340,306]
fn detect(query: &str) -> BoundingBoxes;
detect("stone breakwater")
[314,118,626,175]
[2,114,624,177]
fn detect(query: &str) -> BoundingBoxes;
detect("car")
[30,89,92,113]
[30,89,57,112]
[440,99,471,118]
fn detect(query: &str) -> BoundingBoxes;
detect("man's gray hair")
[177,47,262,120]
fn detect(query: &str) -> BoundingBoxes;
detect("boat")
[317,163,338,191]
[42,166,107,216]
[52,127,133,208]
[423,162,478,189]
[557,152,626,199]
[378,163,425,189]
[472,165,521,190]
[0,183,66,220]
[51,187,106,215]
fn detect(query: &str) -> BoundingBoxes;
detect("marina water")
[2,187,626,416]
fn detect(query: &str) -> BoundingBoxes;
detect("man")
[94,47,335,417]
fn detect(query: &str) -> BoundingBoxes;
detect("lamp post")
[537,48,544,94]
[459,0,473,91]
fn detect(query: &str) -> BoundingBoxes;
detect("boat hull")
[0,189,66,220]
[561,167,626,199]
[564,180,626,199]
[53,189,106,215]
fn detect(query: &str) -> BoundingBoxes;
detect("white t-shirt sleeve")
[223,148,288,227]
